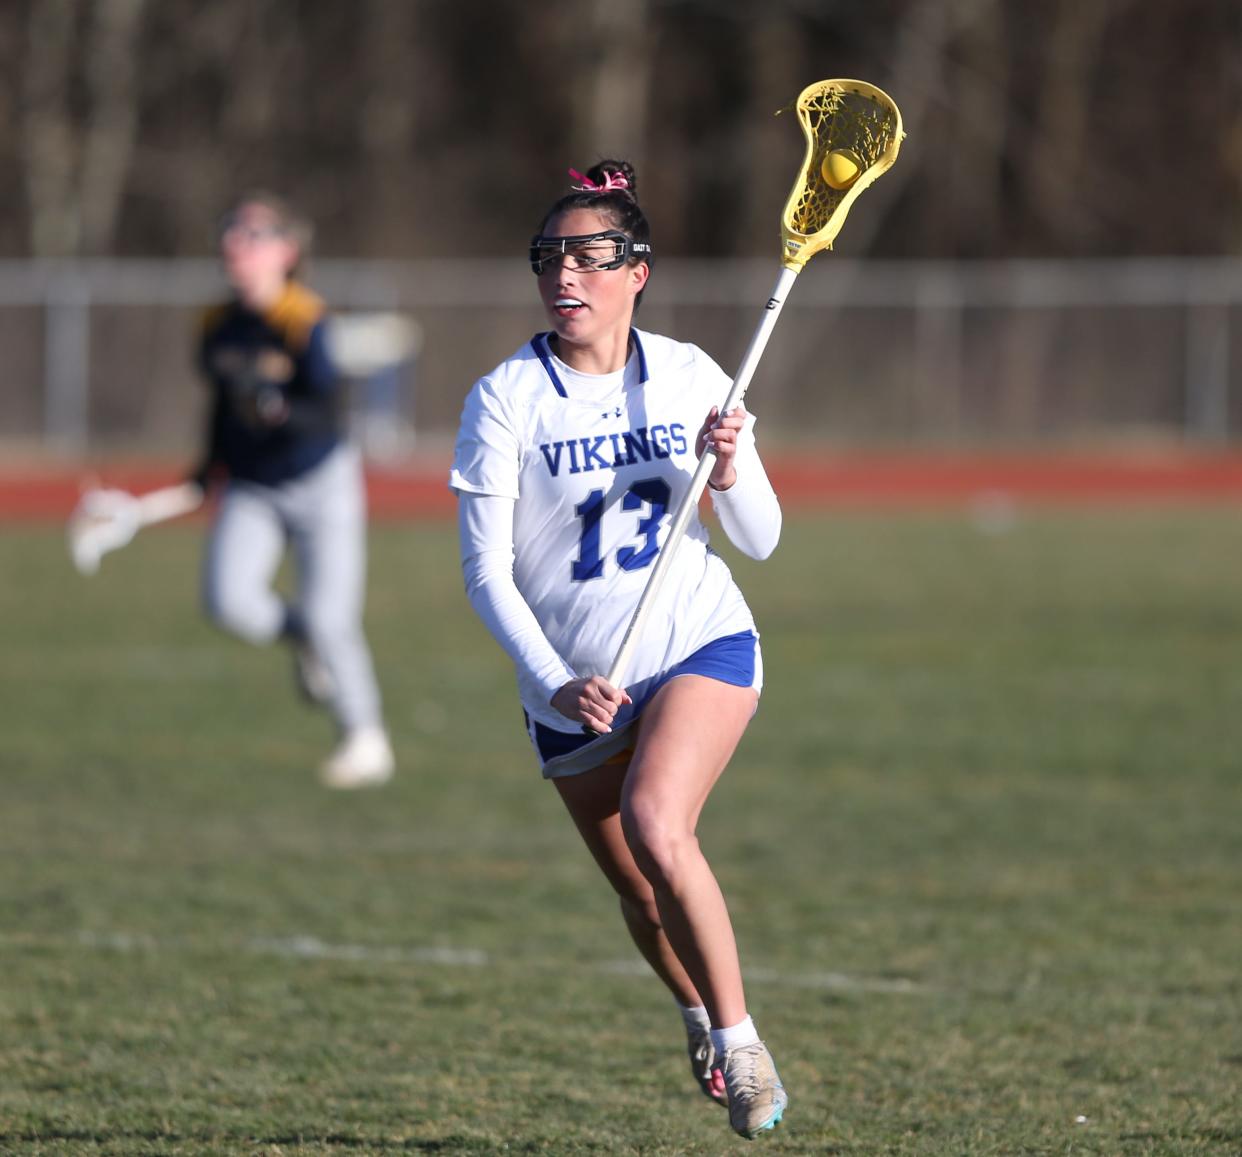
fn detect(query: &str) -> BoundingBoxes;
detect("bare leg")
[620,675,758,1028]
[554,755,703,1008]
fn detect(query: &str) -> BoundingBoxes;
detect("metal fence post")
[913,268,964,438]
[44,273,92,454]
[1185,302,1230,442]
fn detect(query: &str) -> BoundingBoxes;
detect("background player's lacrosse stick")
[598,78,904,698]
[67,481,204,575]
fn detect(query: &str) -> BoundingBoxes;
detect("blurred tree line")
[0,0,1238,263]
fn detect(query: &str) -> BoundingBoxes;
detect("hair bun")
[586,159,637,198]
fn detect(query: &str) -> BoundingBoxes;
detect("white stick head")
[66,488,141,575]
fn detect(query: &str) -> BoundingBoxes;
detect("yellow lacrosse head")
[780,79,904,271]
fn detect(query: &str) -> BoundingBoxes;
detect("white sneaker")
[687,1022,727,1105]
[319,726,394,789]
[721,1040,788,1139]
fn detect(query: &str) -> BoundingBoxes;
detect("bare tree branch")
[80,0,147,253]
[573,0,652,177]
[20,0,80,255]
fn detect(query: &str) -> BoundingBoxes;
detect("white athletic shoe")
[293,641,335,706]
[319,726,394,789]
[687,1022,728,1105]
[720,1041,788,1139]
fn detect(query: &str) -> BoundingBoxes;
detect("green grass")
[0,509,1239,1155]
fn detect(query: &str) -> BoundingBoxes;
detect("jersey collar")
[531,329,648,398]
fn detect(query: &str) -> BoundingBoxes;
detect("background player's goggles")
[529,230,651,275]
[217,215,287,244]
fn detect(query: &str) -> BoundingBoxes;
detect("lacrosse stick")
[67,481,204,575]
[600,78,904,693]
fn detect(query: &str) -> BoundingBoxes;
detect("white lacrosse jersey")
[450,328,763,733]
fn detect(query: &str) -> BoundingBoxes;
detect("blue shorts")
[528,629,760,775]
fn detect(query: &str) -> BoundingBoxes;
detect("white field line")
[2,930,931,996]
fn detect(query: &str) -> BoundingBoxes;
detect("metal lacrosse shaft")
[603,264,800,690]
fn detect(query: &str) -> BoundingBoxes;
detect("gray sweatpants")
[202,444,382,731]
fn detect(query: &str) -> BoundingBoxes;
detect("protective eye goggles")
[529,230,652,275]
[218,217,288,245]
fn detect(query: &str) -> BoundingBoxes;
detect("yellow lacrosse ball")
[822,148,863,191]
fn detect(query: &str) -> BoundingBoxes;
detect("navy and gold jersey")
[196,281,343,487]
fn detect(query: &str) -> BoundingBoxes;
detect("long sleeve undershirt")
[459,494,577,705]
[707,446,782,560]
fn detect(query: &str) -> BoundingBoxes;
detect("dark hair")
[539,159,653,292]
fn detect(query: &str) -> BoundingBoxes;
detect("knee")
[621,798,700,890]
[202,581,275,644]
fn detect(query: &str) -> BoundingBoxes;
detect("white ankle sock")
[677,1001,711,1031]
[711,1014,759,1056]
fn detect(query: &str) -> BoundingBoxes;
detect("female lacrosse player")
[191,191,394,789]
[451,161,787,1139]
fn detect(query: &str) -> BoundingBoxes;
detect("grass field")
[1,509,1239,1155]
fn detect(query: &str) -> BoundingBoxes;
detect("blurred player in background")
[451,161,787,1139]
[192,191,394,789]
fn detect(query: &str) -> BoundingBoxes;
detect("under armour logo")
[601,405,622,420]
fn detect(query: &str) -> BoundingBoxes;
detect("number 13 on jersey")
[572,477,672,582]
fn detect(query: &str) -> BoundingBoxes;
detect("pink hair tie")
[568,167,630,194]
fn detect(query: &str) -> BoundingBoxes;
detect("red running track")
[4,452,1242,521]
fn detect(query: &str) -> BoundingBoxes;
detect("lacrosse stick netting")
[595,80,904,697]
[780,79,904,270]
